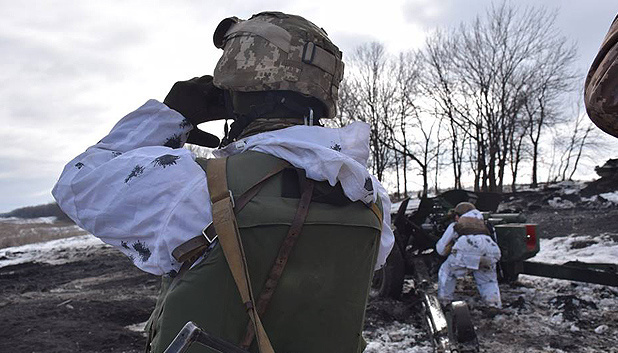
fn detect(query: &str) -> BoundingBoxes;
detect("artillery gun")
[371,190,538,352]
[373,188,618,299]
[373,189,539,300]
[373,189,617,352]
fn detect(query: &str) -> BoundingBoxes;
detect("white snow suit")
[435,209,502,308]
[52,99,394,276]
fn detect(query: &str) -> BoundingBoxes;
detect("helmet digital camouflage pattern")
[585,15,618,138]
[212,11,344,118]
[454,202,476,216]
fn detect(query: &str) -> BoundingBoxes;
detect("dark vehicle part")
[522,261,618,287]
[422,293,450,353]
[372,243,405,299]
[497,261,521,283]
[494,223,539,262]
[422,294,480,353]
[594,158,618,178]
[164,321,250,353]
[449,301,479,353]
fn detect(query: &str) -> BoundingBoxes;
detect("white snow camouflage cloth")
[52,99,394,276]
[435,209,502,307]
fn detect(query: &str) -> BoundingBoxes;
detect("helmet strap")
[304,108,314,126]
[219,91,234,147]
[221,91,324,146]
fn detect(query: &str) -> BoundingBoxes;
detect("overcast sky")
[0,0,616,212]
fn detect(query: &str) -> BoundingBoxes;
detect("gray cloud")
[1,1,616,212]
[401,0,617,72]
[331,31,381,60]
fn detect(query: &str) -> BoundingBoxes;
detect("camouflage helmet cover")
[584,15,618,138]
[454,202,476,216]
[212,11,344,118]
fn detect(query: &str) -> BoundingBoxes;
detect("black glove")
[164,75,228,147]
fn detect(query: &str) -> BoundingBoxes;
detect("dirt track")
[0,247,158,353]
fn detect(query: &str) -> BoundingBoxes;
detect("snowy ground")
[1,211,617,352]
[0,216,88,249]
[362,233,618,353]
[0,216,96,267]
[0,233,103,268]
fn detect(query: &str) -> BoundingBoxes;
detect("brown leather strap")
[206,157,275,353]
[234,160,289,213]
[368,201,383,226]
[172,236,208,263]
[239,172,315,349]
[173,161,288,263]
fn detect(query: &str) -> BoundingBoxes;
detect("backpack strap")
[239,170,314,348]
[206,157,275,353]
[152,158,288,353]
[171,159,289,263]
[368,201,383,226]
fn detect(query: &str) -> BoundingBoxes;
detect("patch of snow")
[532,234,618,264]
[594,325,609,334]
[0,216,58,224]
[561,188,579,195]
[0,234,106,268]
[364,322,432,353]
[555,180,583,190]
[581,195,598,202]
[600,191,618,204]
[549,313,564,325]
[547,197,575,209]
[125,321,148,335]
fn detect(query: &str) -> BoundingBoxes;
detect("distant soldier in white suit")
[435,202,502,308]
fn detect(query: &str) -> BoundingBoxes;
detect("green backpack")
[146,151,382,353]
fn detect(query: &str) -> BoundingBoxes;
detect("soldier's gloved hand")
[164,75,228,147]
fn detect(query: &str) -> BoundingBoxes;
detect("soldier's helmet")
[584,15,618,138]
[454,202,476,216]
[212,11,344,119]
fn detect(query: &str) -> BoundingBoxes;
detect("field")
[1,184,617,352]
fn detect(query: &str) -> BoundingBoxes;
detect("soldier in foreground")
[435,202,502,308]
[53,12,394,353]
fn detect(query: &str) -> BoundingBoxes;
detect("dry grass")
[0,220,87,249]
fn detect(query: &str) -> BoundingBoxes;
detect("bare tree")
[421,3,579,192]
[507,126,527,192]
[522,32,578,187]
[548,106,602,182]
[331,79,360,128]
[344,42,397,181]
[331,3,585,195]
[420,30,468,190]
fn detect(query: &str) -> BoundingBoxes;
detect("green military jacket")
[147,151,382,353]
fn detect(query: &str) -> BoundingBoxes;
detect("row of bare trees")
[335,3,601,197]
